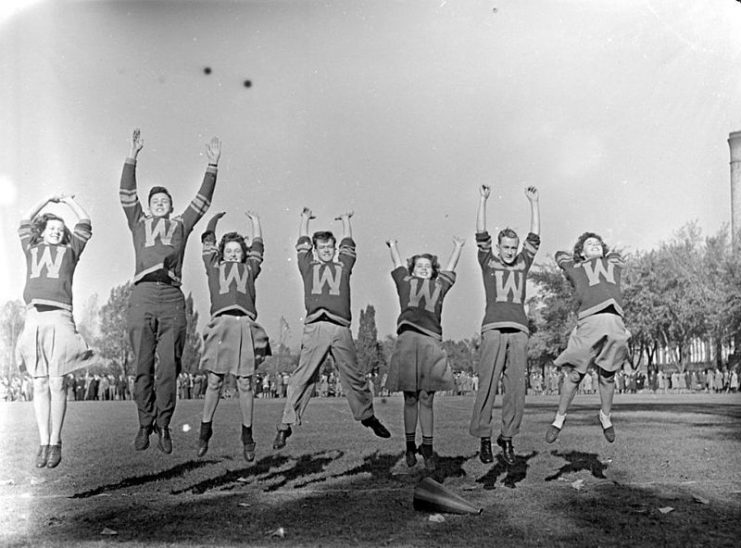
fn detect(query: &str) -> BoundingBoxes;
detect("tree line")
[2,222,739,379]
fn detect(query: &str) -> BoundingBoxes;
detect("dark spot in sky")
[243,80,252,88]
[203,67,212,75]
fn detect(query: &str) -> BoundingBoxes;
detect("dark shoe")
[405,446,417,467]
[46,444,62,469]
[479,438,493,464]
[36,445,50,468]
[361,416,391,438]
[243,441,256,462]
[545,424,561,444]
[602,424,615,443]
[197,423,213,458]
[155,425,172,454]
[497,435,515,466]
[134,425,153,451]
[273,426,292,450]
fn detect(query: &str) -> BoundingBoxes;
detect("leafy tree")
[181,293,202,373]
[97,282,133,376]
[528,261,578,366]
[356,304,385,375]
[442,338,476,373]
[0,300,25,377]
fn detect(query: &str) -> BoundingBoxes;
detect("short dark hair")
[573,231,609,262]
[497,228,519,244]
[148,186,173,205]
[406,253,440,279]
[31,213,71,246]
[312,231,336,248]
[218,232,248,263]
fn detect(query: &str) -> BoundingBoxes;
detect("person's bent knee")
[237,376,253,393]
[403,391,419,405]
[566,368,585,384]
[207,373,224,391]
[599,369,616,384]
[419,390,435,406]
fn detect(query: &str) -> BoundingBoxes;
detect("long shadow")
[545,450,608,481]
[300,450,402,488]
[427,452,476,484]
[261,450,345,492]
[170,453,295,495]
[476,451,538,490]
[71,459,221,498]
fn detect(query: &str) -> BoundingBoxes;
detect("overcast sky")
[1,0,741,345]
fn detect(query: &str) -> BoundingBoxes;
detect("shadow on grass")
[23,454,741,546]
[544,481,741,547]
[476,451,538,490]
[545,450,608,481]
[71,459,221,498]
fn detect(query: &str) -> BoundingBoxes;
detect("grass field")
[1,392,740,547]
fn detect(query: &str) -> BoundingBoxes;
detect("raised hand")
[301,207,316,220]
[525,186,539,202]
[480,185,491,199]
[205,137,222,164]
[452,235,466,247]
[130,128,144,158]
[334,210,354,221]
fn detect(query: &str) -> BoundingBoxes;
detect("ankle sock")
[552,413,566,429]
[405,432,416,452]
[599,410,612,428]
[420,436,433,458]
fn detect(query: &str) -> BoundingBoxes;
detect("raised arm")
[476,185,491,233]
[183,137,221,232]
[246,210,262,240]
[444,236,466,272]
[60,195,91,223]
[386,239,404,269]
[526,186,540,236]
[299,207,314,238]
[23,195,61,221]
[336,210,354,240]
[203,211,225,237]
[120,129,144,227]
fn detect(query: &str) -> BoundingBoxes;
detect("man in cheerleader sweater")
[272,208,390,449]
[469,185,540,466]
[545,232,631,444]
[120,128,220,454]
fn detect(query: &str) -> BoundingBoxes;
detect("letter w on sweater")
[494,271,523,303]
[144,218,177,247]
[312,265,341,295]
[407,279,441,312]
[218,263,249,294]
[30,247,66,279]
[581,260,615,286]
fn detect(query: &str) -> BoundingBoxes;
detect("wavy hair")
[406,253,440,279]
[218,232,249,263]
[573,231,609,262]
[30,213,71,246]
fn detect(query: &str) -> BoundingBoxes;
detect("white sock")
[599,410,612,428]
[552,413,566,429]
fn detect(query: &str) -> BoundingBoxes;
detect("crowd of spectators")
[2,365,739,402]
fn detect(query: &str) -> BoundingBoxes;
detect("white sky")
[1,0,741,344]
